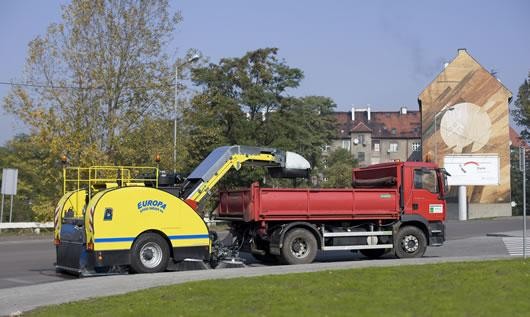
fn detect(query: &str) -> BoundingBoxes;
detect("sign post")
[458,185,467,221]
[1,168,18,223]
[519,146,526,259]
[0,193,3,223]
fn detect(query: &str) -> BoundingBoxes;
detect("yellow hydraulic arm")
[186,152,276,203]
[181,145,310,205]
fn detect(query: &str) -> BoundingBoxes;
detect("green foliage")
[511,72,530,216]
[27,260,530,317]
[510,149,530,216]
[0,135,60,221]
[186,48,337,189]
[321,148,358,188]
[512,72,530,142]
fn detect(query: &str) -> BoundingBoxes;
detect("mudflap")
[55,242,95,276]
[56,243,130,277]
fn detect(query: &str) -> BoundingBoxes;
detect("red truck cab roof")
[352,161,439,188]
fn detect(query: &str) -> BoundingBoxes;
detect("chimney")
[457,48,467,55]
[400,106,407,115]
[352,106,371,121]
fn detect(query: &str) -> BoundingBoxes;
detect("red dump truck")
[217,161,448,264]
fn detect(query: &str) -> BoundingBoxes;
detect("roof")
[418,48,512,106]
[334,110,421,139]
[351,122,372,133]
[510,127,529,148]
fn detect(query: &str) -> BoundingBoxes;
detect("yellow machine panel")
[54,189,87,240]
[84,187,210,252]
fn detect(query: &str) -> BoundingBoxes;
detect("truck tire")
[130,233,170,273]
[279,228,317,265]
[394,226,427,259]
[360,248,388,259]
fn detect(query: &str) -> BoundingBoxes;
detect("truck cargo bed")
[218,182,400,222]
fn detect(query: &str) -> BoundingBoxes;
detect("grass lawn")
[27,259,529,317]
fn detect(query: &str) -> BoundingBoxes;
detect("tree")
[511,72,530,216]
[0,135,59,221]
[509,148,529,216]
[185,48,337,185]
[321,148,358,188]
[3,0,180,167]
[2,0,184,220]
[512,72,530,142]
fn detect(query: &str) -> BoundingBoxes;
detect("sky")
[0,0,529,145]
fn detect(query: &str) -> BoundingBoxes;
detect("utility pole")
[173,54,200,174]
[520,146,527,259]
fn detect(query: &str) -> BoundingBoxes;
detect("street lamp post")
[174,54,200,173]
[433,106,454,164]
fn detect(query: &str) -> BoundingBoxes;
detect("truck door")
[409,168,444,220]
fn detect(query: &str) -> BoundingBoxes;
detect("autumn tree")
[3,0,182,167]
[2,0,185,219]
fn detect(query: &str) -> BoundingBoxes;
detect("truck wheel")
[130,233,170,273]
[394,226,427,259]
[279,228,317,265]
[360,248,388,259]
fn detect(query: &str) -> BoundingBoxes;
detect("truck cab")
[352,161,447,246]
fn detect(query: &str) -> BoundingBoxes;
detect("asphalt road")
[0,217,526,291]
[0,217,527,315]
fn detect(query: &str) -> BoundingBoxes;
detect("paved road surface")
[0,217,527,315]
[0,217,526,290]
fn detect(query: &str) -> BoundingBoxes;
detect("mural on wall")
[440,102,492,153]
[419,49,512,204]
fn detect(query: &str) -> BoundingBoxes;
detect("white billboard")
[1,168,18,195]
[443,154,499,186]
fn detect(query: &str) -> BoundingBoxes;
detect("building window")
[389,143,398,152]
[357,134,365,145]
[322,144,331,153]
[391,128,397,135]
[412,142,421,152]
[358,152,365,162]
[373,140,380,152]
[342,140,350,151]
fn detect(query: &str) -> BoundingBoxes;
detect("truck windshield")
[413,169,438,193]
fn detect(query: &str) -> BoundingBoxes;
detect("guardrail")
[0,222,53,233]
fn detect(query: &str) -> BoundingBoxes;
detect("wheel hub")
[143,249,154,261]
[291,238,308,258]
[402,235,419,253]
[140,242,163,268]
